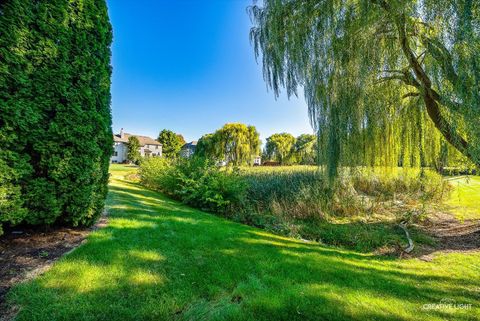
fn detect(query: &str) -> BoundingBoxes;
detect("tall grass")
[240,166,449,221]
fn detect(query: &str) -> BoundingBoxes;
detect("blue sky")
[107,0,313,143]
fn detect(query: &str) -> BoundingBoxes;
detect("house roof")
[182,141,197,149]
[113,133,162,146]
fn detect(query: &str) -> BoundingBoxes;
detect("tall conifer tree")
[0,0,113,234]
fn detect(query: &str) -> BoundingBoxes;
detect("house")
[111,129,162,163]
[180,141,197,158]
[253,155,262,166]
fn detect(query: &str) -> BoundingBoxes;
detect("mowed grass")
[7,165,480,320]
[445,176,480,220]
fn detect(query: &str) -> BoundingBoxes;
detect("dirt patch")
[413,211,480,260]
[0,214,107,318]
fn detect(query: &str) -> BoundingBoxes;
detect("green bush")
[138,157,171,188]
[140,158,247,214]
[0,0,112,234]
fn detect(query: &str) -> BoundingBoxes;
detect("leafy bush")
[0,0,112,234]
[138,157,171,189]
[140,158,246,214]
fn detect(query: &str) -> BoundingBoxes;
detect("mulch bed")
[0,215,107,318]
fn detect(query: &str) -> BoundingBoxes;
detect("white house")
[111,129,162,163]
[180,141,197,158]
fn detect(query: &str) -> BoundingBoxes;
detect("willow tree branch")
[394,14,475,164]
[402,92,420,99]
[370,0,477,166]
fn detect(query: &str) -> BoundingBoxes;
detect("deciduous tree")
[250,0,480,178]
[294,134,317,165]
[127,136,141,164]
[216,123,261,166]
[158,129,184,159]
[196,133,221,160]
[265,133,296,165]
[196,124,261,166]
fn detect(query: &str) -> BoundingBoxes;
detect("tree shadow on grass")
[8,178,480,321]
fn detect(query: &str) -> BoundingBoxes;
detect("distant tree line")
[0,0,112,235]
[192,123,317,166]
[161,122,472,171]
[265,133,317,165]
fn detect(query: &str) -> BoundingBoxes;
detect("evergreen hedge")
[0,0,113,235]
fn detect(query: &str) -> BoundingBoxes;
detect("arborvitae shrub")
[0,0,113,234]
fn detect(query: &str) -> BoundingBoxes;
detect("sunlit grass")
[445,176,480,220]
[109,163,138,179]
[7,165,480,320]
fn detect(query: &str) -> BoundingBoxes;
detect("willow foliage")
[265,133,296,164]
[249,0,480,179]
[0,0,112,234]
[196,123,261,166]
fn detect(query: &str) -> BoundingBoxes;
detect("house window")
[113,151,118,157]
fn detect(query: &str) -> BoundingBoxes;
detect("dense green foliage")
[195,123,260,166]
[263,133,317,165]
[293,134,317,164]
[8,165,479,320]
[140,158,450,251]
[264,133,296,164]
[126,136,141,164]
[195,133,217,159]
[0,0,112,234]
[157,129,184,159]
[140,157,246,214]
[250,0,480,179]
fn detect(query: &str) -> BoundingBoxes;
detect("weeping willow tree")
[265,133,296,164]
[196,123,261,166]
[249,0,480,179]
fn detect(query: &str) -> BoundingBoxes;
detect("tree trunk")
[394,13,479,167]
[372,0,479,168]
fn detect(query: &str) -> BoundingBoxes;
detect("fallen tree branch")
[399,222,414,253]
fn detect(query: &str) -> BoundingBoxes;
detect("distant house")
[253,156,262,166]
[180,141,197,158]
[111,129,162,163]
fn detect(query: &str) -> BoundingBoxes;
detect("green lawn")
[445,176,480,220]
[7,165,480,320]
